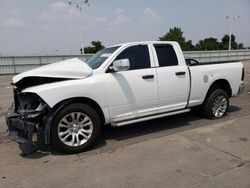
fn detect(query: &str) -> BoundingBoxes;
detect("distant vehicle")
[6,41,245,154]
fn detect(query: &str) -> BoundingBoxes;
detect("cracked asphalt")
[0,60,250,188]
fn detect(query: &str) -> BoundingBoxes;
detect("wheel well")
[52,97,105,125]
[206,79,232,99]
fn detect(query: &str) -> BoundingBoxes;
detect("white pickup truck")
[6,41,245,154]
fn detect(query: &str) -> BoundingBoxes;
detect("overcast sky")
[0,0,249,55]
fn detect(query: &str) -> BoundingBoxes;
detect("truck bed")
[187,61,243,107]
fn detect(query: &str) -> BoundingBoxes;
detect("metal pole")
[226,16,240,51]
[79,6,84,54]
[69,1,89,55]
[229,18,232,50]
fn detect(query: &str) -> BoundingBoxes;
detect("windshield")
[86,46,120,69]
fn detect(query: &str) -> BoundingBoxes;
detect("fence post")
[12,57,17,75]
[39,56,42,66]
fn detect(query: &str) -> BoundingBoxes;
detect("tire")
[51,103,101,153]
[201,89,229,119]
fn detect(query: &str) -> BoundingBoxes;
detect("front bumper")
[6,109,36,144]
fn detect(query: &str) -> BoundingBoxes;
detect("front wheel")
[51,103,101,153]
[202,89,229,119]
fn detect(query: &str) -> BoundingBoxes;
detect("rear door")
[105,45,158,122]
[153,44,190,112]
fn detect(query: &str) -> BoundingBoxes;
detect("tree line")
[82,27,245,53]
[159,27,244,51]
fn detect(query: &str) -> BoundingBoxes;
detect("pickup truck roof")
[110,41,179,47]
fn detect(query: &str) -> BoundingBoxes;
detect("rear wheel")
[51,103,101,153]
[201,89,229,119]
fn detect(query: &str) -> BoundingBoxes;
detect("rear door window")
[154,44,178,67]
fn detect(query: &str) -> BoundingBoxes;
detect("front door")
[105,45,158,123]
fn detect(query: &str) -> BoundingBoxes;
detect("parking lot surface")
[0,61,250,188]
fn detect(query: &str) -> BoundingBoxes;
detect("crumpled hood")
[13,58,93,84]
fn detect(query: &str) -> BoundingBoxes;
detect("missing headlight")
[17,93,40,111]
[16,93,47,119]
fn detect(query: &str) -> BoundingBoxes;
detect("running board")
[111,108,191,127]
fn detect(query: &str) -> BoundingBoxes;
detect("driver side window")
[115,45,151,70]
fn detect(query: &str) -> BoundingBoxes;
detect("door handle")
[175,71,186,76]
[142,75,154,79]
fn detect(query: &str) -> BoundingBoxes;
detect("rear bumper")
[237,83,245,95]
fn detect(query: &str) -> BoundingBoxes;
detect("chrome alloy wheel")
[212,95,228,118]
[57,112,93,147]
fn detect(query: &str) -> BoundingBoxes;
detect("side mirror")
[112,59,130,72]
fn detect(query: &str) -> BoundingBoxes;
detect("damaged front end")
[5,58,93,155]
[6,87,49,155]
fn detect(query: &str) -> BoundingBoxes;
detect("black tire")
[201,89,229,119]
[51,103,101,154]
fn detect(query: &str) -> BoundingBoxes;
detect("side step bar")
[111,108,191,127]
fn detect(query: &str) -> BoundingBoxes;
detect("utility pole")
[225,16,240,50]
[69,0,90,54]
